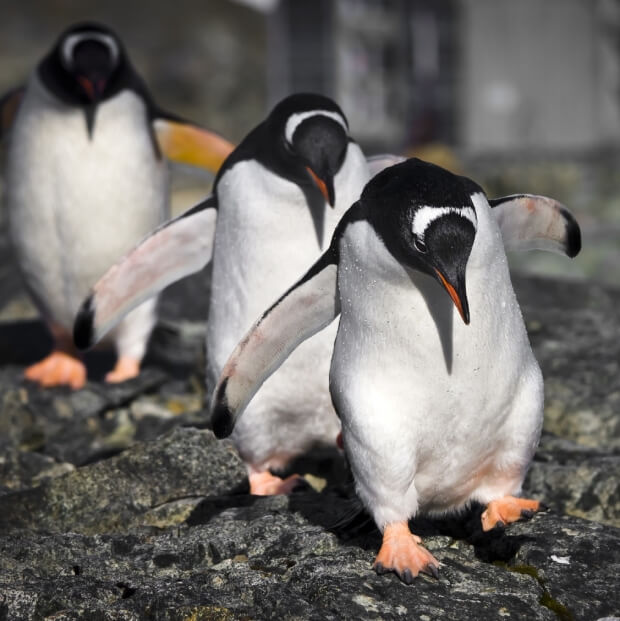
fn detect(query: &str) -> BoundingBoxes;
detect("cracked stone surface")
[0,271,618,619]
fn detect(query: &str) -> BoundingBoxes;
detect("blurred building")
[1,0,619,284]
[259,0,620,155]
[265,0,458,153]
[2,0,619,156]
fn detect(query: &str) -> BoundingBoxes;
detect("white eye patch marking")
[62,32,120,70]
[285,110,348,145]
[412,206,477,239]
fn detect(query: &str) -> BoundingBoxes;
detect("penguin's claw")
[24,351,86,390]
[373,522,440,584]
[401,569,414,585]
[105,356,140,384]
[481,496,544,531]
[248,470,304,496]
[426,563,440,580]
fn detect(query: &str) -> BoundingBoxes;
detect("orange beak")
[306,166,334,206]
[77,76,96,100]
[434,268,470,324]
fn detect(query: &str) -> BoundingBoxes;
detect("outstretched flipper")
[211,247,341,439]
[0,86,24,138]
[489,194,581,257]
[367,156,581,259]
[153,116,234,172]
[74,195,217,350]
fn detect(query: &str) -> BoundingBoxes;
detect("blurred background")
[1,0,619,292]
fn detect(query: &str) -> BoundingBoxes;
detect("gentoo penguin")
[209,158,581,582]
[74,137,581,496]
[74,93,371,493]
[1,22,232,389]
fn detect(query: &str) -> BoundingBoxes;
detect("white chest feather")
[333,196,543,517]
[5,75,168,327]
[208,145,368,371]
[207,146,369,466]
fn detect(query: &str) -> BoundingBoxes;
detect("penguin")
[74,92,371,494]
[0,21,233,389]
[208,157,581,583]
[74,135,581,496]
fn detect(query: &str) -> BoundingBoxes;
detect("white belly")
[332,214,543,526]
[6,76,169,329]
[208,152,368,467]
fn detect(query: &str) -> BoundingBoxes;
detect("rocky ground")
[0,258,619,620]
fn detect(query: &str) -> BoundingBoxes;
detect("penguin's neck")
[28,73,65,109]
[467,192,508,271]
[340,199,518,334]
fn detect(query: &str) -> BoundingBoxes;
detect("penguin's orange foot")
[373,522,440,584]
[481,496,545,531]
[105,356,140,383]
[24,351,86,390]
[249,470,304,495]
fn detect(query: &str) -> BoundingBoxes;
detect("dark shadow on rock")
[186,494,259,526]
[0,318,121,380]
[0,302,205,383]
[0,319,52,365]
[185,448,352,528]
[410,503,533,564]
[289,490,529,564]
[282,446,351,488]
[185,442,531,566]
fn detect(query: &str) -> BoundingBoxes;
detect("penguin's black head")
[268,93,350,207]
[363,158,482,324]
[39,22,127,105]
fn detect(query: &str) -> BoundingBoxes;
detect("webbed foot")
[481,496,544,531]
[249,470,304,495]
[25,350,86,390]
[373,522,440,584]
[105,356,140,383]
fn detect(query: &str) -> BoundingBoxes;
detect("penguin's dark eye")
[413,237,427,254]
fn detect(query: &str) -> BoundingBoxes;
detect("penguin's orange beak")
[77,76,95,99]
[306,167,335,207]
[434,268,470,324]
[77,75,107,101]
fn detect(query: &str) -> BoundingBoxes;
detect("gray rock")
[0,446,74,493]
[0,427,246,534]
[0,365,206,467]
[0,492,618,619]
[514,275,620,451]
[0,273,618,618]
[524,432,620,527]
[508,513,620,621]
